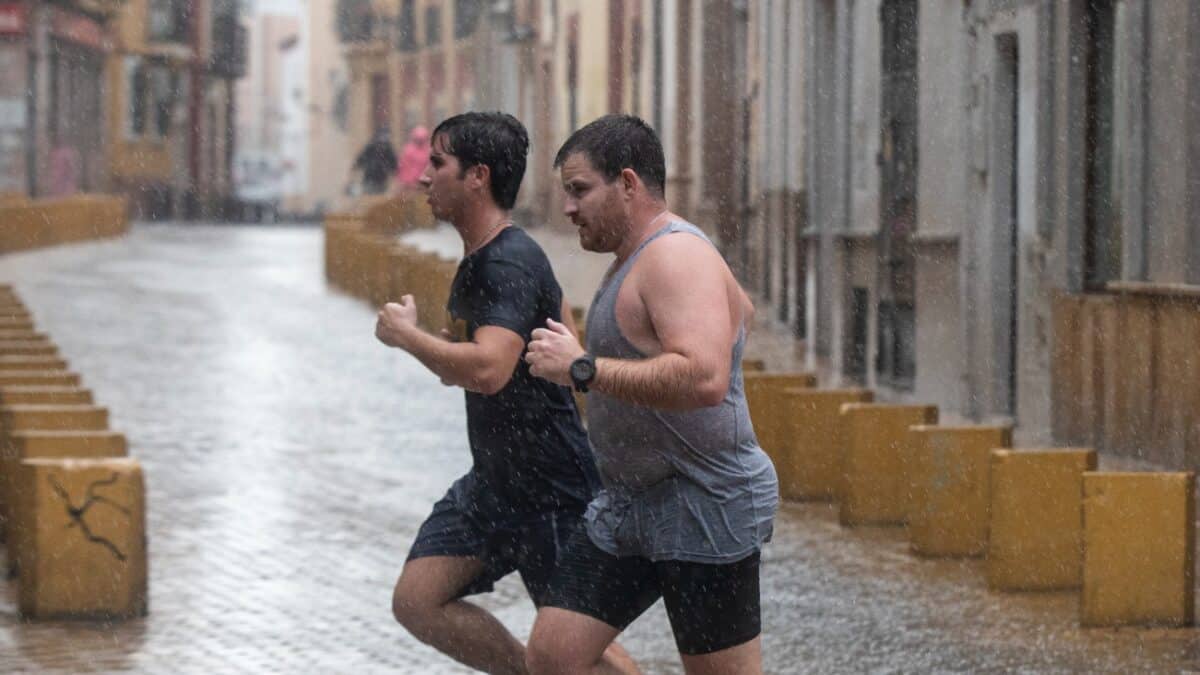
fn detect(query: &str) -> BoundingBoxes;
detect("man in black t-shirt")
[374,112,632,674]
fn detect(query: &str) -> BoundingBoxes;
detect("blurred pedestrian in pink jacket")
[394,126,431,192]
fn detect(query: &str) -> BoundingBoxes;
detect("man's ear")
[470,164,491,191]
[621,167,640,196]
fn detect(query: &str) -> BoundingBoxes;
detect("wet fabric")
[582,219,778,563]
[446,226,601,525]
[545,525,762,655]
[407,481,583,606]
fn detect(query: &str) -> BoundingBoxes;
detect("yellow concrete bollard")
[0,307,30,322]
[0,330,45,342]
[1081,472,1195,627]
[0,405,109,436]
[907,425,1012,557]
[741,358,766,373]
[0,371,80,387]
[839,403,938,526]
[1,430,127,541]
[777,388,874,500]
[13,457,147,619]
[987,448,1097,591]
[0,318,34,331]
[0,386,93,406]
[0,341,57,357]
[395,251,458,331]
[0,356,67,371]
[743,373,818,469]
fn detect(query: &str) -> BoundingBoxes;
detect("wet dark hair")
[432,112,529,209]
[553,114,666,198]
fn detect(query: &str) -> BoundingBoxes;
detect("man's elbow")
[475,368,513,396]
[695,373,730,408]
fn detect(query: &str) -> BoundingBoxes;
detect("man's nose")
[563,198,578,216]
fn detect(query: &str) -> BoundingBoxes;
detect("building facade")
[106,0,245,219]
[728,0,1200,460]
[0,0,124,198]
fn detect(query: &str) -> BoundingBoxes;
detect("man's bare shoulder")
[636,230,726,279]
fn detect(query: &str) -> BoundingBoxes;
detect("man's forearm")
[396,325,501,393]
[593,354,723,410]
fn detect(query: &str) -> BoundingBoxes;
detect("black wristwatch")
[569,354,597,393]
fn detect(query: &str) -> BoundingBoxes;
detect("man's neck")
[614,201,671,264]
[456,203,511,255]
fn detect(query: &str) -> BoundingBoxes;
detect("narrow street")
[0,224,1195,673]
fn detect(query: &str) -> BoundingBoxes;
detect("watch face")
[570,357,595,382]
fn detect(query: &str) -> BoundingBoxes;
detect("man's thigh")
[679,636,762,675]
[541,526,661,632]
[394,555,487,609]
[402,491,497,603]
[657,552,762,658]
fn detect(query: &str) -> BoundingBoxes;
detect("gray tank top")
[582,219,778,563]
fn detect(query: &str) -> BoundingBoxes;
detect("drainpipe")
[189,0,205,218]
[24,0,38,196]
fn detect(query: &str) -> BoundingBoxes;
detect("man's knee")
[391,578,440,641]
[526,617,607,674]
[525,636,574,675]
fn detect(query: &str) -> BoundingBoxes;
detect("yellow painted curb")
[777,388,874,500]
[14,457,147,619]
[988,448,1096,591]
[1081,472,1195,627]
[908,425,1012,557]
[839,403,938,526]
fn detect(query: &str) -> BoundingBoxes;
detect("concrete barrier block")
[0,330,45,342]
[1,431,127,541]
[908,425,1012,557]
[987,448,1097,591]
[839,403,938,526]
[0,371,80,387]
[0,356,67,371]
[744,373,818,467]
[0,386,92,406]
[13,457,147,619]
[778,388,874,500]
[0,318,34,332]
[0,405,109,435]
[0,341,57,357]
[741,358,766,373]
[1081,472,1195,627]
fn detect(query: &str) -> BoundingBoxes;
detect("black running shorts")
[543,526,762,655]
[406,490,582,607]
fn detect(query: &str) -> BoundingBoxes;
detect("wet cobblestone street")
[0,223,1198,673]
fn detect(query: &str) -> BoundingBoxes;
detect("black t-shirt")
[446,226,600,525]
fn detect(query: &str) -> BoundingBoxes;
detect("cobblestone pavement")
[0,223,1196,673]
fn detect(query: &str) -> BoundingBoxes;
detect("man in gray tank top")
[524,115,778,675]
